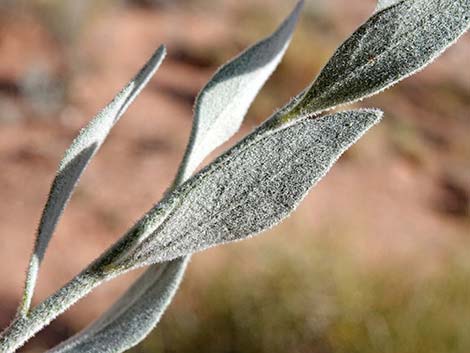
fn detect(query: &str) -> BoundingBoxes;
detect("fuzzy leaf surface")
[177,0,303,180]
[294,0,470,114]
[19,46,166,315]
[120,109,382,268]
[49,3,305,352]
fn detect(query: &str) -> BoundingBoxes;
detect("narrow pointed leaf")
[291,0,470,115]
[119,109,382,268]
[47,258,188,353]
[177,0,303,180]
[19,46,166,316]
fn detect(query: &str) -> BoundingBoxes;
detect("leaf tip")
[157,44,167,58]
[353,108,383,128]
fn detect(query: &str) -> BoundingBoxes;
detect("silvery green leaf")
[292,0,470,115]
[18,46,166,316]
[46,257,188,353]
[51,3,305,352]
[118,109,381,268]
[177,0,303,181]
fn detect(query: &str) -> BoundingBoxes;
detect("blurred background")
[0,0,469,352]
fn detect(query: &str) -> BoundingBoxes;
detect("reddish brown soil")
[0,1,468,351]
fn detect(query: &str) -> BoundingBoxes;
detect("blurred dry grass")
[134,234,470,353]
[0,0,469,352]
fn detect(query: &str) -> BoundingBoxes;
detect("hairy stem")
[0,268,113,352]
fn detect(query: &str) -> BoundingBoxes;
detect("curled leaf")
[118,109,382,268]
[292,0,470,115]
[177,0,304,180]
[19,46,166,316]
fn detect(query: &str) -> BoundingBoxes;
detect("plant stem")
[0,269,108,353]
